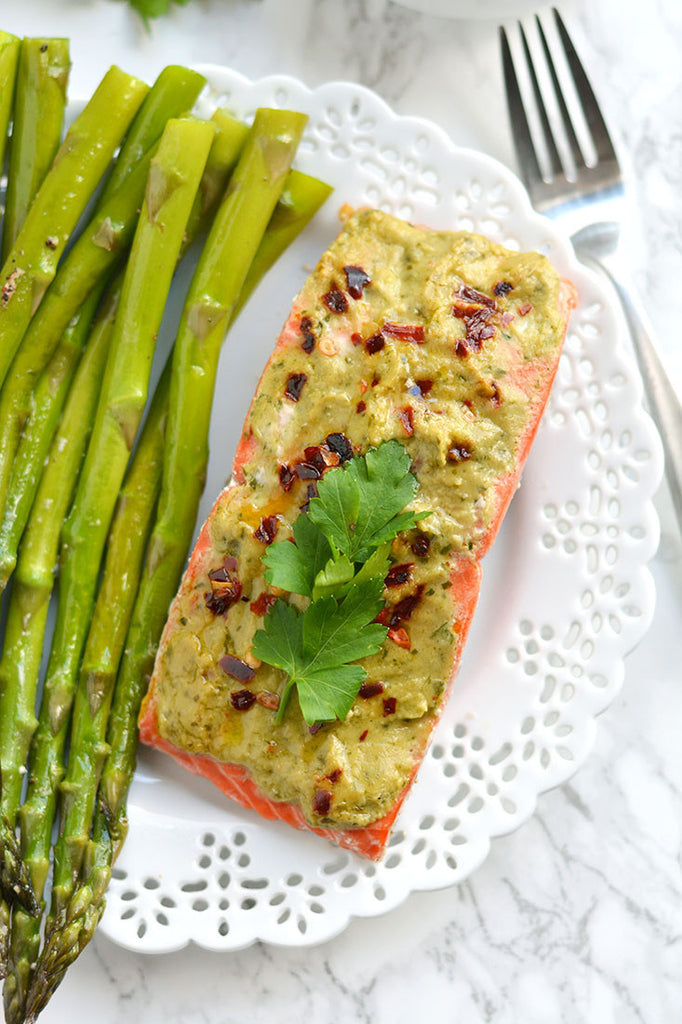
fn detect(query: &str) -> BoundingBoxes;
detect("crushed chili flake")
[206,567,242,615]
[325,432,353,463]
[489,381,502,407]
[356,400,367,413]
[455,339,469,359]
[365,332,385,355]
[321,281,348,313]
[383,321,425,343]
[454,283,497,309]
[397,406,414,436]
[308,721,324,735]
[312,790,333,815]
[279,463,295,491]
[388,628,410,650]
[343,265,371,299]
[414,378,433,397]
[518,302,533,316]
[351,332,363,346]
[254,515,279,544]
[447,442,473,463]
[359,729,369,742]
[230,689,257,711]
[285,372,307,402]
[220,655,256,683]
[411,533,431,557]
[303,444,340,473]
[371,376,379,388]
[295,460,322,481]
[300,315,316,353]
[385,563,414,588]
[387,585,425,628]
[383,696,398,715]
[250,592,277,616]
[256,690,280,710]
[300,482,318,512]
[325,768,343,784]
[359,681,385,699]
[493,280,514,297]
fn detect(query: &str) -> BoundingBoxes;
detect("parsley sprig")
[251,440,430,725]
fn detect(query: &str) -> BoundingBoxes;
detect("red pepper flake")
[386,584,426,629]
[454,283,497,309]
[414,378,433,397]
[518,302,533,316]
[285,372,307,402]
[351,332,363,346]
[359,729,369,742]
[356,400,367,414]
[325,432,353,463]
[300,315,316,353]
[321,281,348,314]
[250,592,277,616]
[383,321,425,343]
[254,515,279,544]
[397,406,414,436]
[365,331,385,355]
[343,265,371,300]
[359,681,385,699]
[220,655,256,683]
[302,444,340,475]
[300,482,318,513]
[455,339,469,359]
[230,689,257,711]
[256,690,280,711]
[462,398,475,414]
[489,381,502,408]
[295,460,322,481]
[411,533,431,558]
[308,721,324,735]
[279,463,295,491]
[388,628,411,649]
[206,566,242,615]
[383,696,398,715]
[325,768,343,784]
[493,280,514,297]
[312,790,333,816]
[371,376,379,388]
[447,442,473,463]
[385,563,414,588]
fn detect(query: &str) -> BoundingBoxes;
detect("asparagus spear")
[28,163,332,1016]
[0,32,20,179]
[100,64,206,204]
[48,365,170,929]
[0,287,120,986]
[1,38,70,261]
[0,65,148,390]
[4,117,214,1021]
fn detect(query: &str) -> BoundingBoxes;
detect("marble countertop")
[3,0,682,1021]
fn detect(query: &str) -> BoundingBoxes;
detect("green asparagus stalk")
[48,366,170,928]
[0,32,20,178]
[4,117,214,1021]
[0,287,120,986]
[23,163,332,1018]
[0,65,147,390]
[100,65,206,205]
[0,286,104,590]
[1,38,70,261]
[184,109,248,244]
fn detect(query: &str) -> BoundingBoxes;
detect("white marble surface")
[3,0,682,1020]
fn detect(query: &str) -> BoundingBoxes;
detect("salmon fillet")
[139,209,576,860]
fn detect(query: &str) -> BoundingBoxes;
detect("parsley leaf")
[309,439,430,563]
[252,580,387,725]
[252,441,431,724]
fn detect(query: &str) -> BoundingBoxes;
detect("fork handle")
[582,255,682,530]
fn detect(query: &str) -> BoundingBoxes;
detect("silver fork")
[500,8,682,528]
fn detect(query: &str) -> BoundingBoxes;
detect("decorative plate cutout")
[100,67,662,953]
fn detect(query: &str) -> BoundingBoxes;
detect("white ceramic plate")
[101,67,662,953]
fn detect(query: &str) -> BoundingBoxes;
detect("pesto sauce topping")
[152,209,564,830]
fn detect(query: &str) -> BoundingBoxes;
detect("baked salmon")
[139,208,576,860]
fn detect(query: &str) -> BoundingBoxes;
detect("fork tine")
[552,8,618,164]
[518,22,564,180]
[534,15,585,171]
[499,26,543,192]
